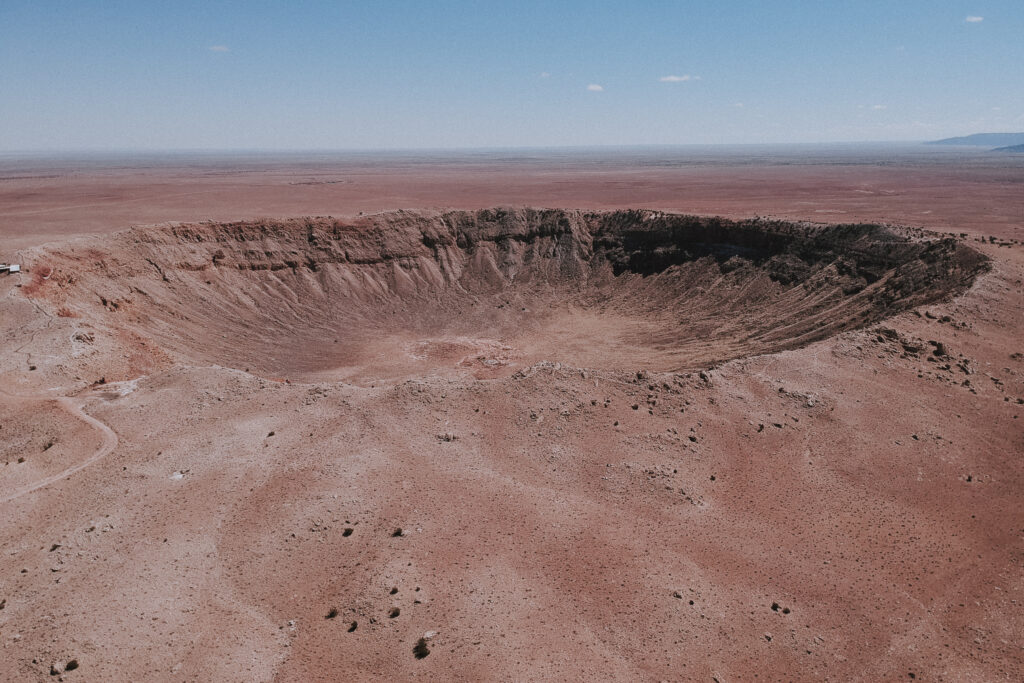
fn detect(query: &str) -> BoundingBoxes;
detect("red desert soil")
[0,150,1022,681]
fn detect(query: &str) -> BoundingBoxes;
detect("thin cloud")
[965,16,983,23]
[586,84,604,92]
[539,72,551,78]
[659,74,698,82]
[871,104,887,110]
[209,45,230,52]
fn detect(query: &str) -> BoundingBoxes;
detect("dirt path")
[0,392,118,505]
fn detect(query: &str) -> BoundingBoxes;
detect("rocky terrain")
[1,176,1022,680]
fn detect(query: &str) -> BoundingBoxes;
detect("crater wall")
[19,208,987,382]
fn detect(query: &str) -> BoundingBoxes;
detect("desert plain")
[0,145,1022,681]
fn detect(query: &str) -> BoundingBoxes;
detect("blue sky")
[1,1,1022,150]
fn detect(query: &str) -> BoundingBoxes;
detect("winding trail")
[1,274,120,505]
[0,392,118,505]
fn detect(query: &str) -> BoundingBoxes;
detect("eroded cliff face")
[14,208,987,383]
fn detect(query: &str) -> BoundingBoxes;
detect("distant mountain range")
[992,144,1024,153]
[927,133,1024,147]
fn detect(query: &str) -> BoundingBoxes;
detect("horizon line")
[0,139,965,156]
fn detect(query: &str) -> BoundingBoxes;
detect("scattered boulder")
[900,340,925,355]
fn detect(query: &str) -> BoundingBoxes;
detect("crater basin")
[26,208,986,383]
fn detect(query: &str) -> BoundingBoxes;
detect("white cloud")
[586,84,604,91]
[872,104,887,110]
[209,45,230,52]
[539,72,551,78]
[659,74,695,82]
[965,16,983,23]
